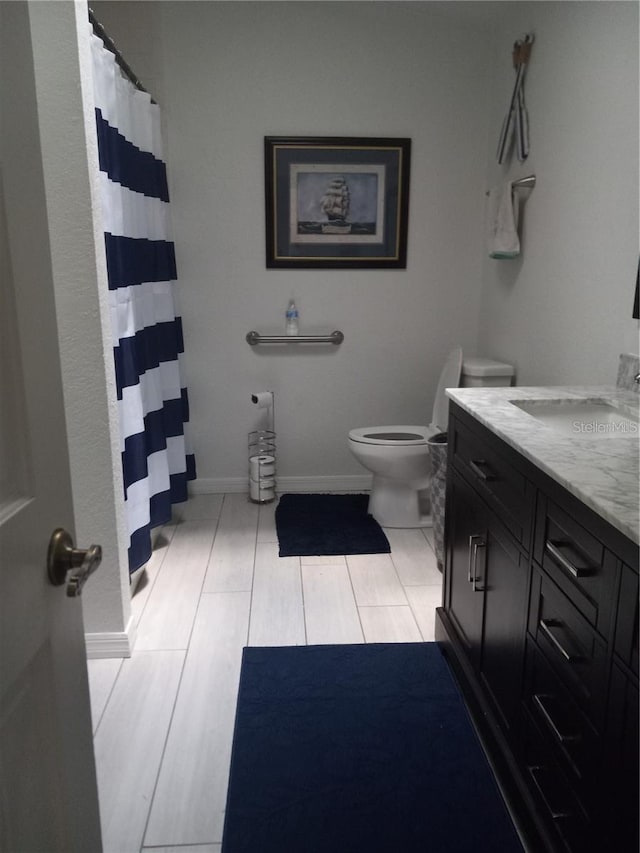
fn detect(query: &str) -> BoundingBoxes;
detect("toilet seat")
[347,347,463,527]
[348,425,438,446]
[348,346,463,450]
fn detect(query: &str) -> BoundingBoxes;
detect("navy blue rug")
[275,493,390,557]
[221,643,523,853]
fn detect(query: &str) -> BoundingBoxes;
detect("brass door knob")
[47,528,102,597]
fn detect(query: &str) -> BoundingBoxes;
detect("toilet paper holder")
[249,391,276,504]
[248,430,276,504]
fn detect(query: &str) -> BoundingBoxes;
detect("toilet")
[348,348,514,528]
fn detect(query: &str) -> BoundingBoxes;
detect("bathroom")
[1,1,637,851]
[87,0,637,497]
[81,0,638,634]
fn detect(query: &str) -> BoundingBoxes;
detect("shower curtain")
[90,29,196,574]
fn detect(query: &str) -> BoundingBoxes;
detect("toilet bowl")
[348,425,438,527]
[348,349,514,528]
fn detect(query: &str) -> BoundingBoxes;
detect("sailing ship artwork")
[319,176,351,234]
[295,168,379,238]
[265,137,410,268]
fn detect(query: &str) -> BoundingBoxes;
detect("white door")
[0,3,102,851]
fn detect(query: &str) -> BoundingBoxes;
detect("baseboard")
[276,475,373,492]
[85,613,137,659]
[190,475,373,495]
[189,477,246,494]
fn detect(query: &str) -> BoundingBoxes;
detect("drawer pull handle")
[469,459,496,482]
[533,693,580,744]
[528,765,574,821]
[539,619,580,663]
[545,540,591,579]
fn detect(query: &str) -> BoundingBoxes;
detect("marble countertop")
[446,385,639,544]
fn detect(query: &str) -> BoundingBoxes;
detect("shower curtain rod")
[88,8,156,104]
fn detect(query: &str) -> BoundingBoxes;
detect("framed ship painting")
[265,137,411,269]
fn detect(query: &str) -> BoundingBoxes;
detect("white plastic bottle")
[285,300,299,336]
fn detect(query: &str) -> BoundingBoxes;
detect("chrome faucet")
[635,372,640,383]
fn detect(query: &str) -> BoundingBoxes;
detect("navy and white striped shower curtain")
[91,30,196,574]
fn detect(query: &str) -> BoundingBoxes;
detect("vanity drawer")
[534,498,616,635]
[521,710,594,852]
[450,417,533,546]
[523,640,602,806]
[602,667,639,852]
[528,569,608,730]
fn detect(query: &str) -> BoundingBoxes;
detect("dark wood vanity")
[436,402,639,852]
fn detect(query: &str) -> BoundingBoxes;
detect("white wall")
[159,1,495,486]
[478,1,639,385]
[16,1,132,644]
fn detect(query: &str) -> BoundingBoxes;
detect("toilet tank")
[461,357,515,388]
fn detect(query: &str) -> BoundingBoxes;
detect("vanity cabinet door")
[446,468,529,738]
[479,515,529,736]
[446,469,484,670]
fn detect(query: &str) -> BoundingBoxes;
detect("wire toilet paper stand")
[248,391,276,503]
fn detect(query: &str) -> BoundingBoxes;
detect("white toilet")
[348,349,514,528]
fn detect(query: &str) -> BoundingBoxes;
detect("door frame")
[28,0,133,649]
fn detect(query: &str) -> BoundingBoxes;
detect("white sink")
[510,398,639,437]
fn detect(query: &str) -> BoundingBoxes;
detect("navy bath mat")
[275,493,391,557]
[221,642,523,853]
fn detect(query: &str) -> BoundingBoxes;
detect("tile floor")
[87,493,443,853]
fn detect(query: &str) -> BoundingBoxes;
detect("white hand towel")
[487,181,520,259]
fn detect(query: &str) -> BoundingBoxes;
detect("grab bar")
[246,330,344,346]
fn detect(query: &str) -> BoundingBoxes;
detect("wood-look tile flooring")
[87,493,443,853]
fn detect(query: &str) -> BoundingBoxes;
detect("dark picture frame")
[265,137,411,269]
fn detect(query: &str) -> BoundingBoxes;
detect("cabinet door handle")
[468,534,482,583]
[533,693,580,744]
[528,766,574,821]
[539,619,580,663]
[469,459,496,482]
[472,538,486,592]
[545,540,591,579]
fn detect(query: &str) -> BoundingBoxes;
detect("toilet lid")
[349,425,434,446]
[431,346,463,431]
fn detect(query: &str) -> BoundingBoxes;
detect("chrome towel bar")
[246,330,344,346]
[485,174,536,196]
[512,174,536,190]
